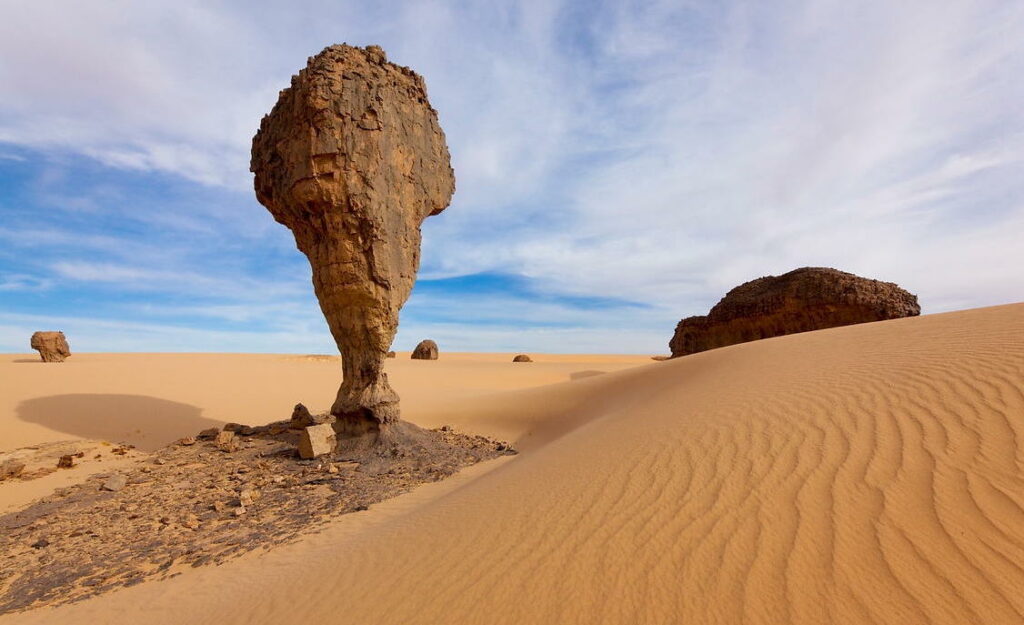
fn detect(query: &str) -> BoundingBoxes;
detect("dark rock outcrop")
[512,354,532,362]
[251,44,454,434]
[30,331,70,362]
[411,340,438,360]
[670,267,920,357]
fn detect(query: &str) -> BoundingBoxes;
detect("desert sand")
[2,304,1024,624]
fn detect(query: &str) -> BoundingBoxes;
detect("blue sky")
[1,0,1022,354]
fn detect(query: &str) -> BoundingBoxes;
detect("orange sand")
[2,304,1023,624]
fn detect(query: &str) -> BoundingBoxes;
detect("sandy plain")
[1,304,1023,624]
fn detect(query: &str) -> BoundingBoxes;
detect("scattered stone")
[386,351,396,358]
[214,431,238,453]
[669,267,921,357]
[30,331,71,362]
[177,436,197,446]
[298,424,336,459]
[251,43,454,429]
[289,403,334,429]
[30,537,50,549]
[57,455,75,469]
[196,428,220,439]
[239,489,259,507]
[1,460,26,480]
[101,474,127,492]
[512,354,532,363]
[267,423,290,435]
[0,424,513,613]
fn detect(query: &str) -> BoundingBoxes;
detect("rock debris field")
[0,423,513,613]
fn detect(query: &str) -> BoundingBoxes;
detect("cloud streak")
[0,0,1022,353]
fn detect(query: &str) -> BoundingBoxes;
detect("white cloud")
[1,0,1022,353]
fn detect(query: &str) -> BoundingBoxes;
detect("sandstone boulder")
[298,424,337,459]
[411,340,438,360]
[512,354,532,363]
[669,267,920,357]
[30,331,70,363]
[252,44,453,436]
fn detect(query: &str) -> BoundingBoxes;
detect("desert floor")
[2,304,1023,624]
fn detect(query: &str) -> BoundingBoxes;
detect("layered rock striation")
[251,44,454,435]
[670,267,920,357]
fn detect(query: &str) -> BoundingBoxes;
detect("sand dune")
[2,304,1023,624]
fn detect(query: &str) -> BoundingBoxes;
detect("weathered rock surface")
[214,431,238,453]
[411,340,438,360]
[512,354,532,362]
[298,424,337,459]
[670,267,920,357]
[30,331,70,363]
[0,424,513,612]
[251,44,454,434]
[289,403,334,430]
[0,460,25,481]
[100,474,127,492]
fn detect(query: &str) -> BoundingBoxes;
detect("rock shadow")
[16,394,223,452]
[570,370,607,381]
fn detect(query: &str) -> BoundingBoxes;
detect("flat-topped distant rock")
[669,267,920,357]
[30,331,71,362]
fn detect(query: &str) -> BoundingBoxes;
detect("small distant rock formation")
[386,351,396,359]
[251,43,454,442]
[30,331,70,362]
[288,403,334,430]
[512,354,532,362]
[669,267,920,357]
[411,340,439,360]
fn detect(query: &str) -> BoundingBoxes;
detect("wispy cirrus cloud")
[0,0,1022,354]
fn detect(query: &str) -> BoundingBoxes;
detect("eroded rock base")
[0,425,514,614]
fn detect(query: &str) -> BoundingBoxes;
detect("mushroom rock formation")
[512,354,532,362]
[251,44,454,441]
[411,340,438,360]
[30,331,71,363]
[669,267,920,357]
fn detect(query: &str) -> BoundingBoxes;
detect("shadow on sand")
[569,370,607,381]
[16,394,224,452]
